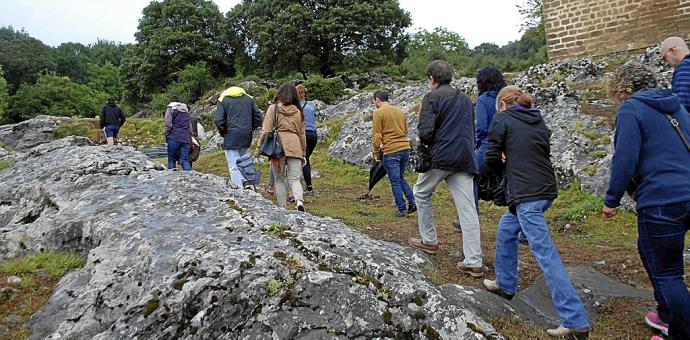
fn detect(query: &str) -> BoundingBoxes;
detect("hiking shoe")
[406,204,417,215]
[304,189,314,196]
[394,210,407,218]
[546,325,589,339]
[456,262,484,278]
[645,311,669,336]
[483,279,515,300]
[453,220,462,232]
[296,201,305,212]
[289,195,295,203]
[264,187,275,197]
[408,237,438,254]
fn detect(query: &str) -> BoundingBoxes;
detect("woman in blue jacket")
[603,62,690,340]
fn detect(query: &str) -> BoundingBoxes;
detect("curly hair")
[476,66,507,94]
[608,61,658,103]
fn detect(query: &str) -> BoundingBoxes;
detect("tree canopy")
[119,0,234,103]
[227,0,411,78]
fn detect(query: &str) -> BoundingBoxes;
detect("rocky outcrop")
[325,49,673,197]
[0,115,63,153]
[326,78,476,168]
[1,138,506,339]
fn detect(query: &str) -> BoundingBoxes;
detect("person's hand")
[501,152,507,164]
[602,205,617,218]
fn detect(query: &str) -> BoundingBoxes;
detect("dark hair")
[169,95,179,102]
[608,61,658,103]
[107,97,116,103]
[476,66,506,94]
[273,82,303,116]
[426,60,453,85]
[373,90,389,102]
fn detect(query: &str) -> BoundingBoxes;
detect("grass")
[1,252,85,339]
[53,118,166,148]
[0,160,15,172]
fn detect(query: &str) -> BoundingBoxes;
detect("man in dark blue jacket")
[214,83,264,188]
[661,37,690,112]
[100,98,126,146]
[407,60,483,278]
[603,62,690,339]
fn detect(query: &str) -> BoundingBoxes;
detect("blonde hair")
[296,84,307,100]
[496,85,533,112]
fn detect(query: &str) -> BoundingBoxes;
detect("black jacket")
[100,102,126,128]
[418,84,478,174]
[485,105,557,208]
[214,95,263,149]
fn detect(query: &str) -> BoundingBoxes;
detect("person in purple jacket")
[164,95,192,171]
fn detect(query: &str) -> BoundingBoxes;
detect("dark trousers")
[637,201,690,339]
[302,130,318,188]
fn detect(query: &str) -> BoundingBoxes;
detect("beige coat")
[257,103,306,164]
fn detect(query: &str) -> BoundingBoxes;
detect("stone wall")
[544,0,690,59]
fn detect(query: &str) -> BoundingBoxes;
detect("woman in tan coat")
[256,83,307,211]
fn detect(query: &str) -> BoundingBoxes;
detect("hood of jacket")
[107,101,117,107]
[505,105,543,124]
[278,104,301,118]
[630,88,681,114]
[219,86,250,102]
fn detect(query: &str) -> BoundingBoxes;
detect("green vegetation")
[1,252,85,339]
[267,276,295,296]
[53,117,166,148]
[304,76,346,104]
[0,66,8,121]
[0,159,14,172]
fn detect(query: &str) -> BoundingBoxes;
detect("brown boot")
[456,262,484,278]
[407,237,438,254]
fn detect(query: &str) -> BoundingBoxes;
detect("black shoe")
[453,220,462,231]
[296,201,305,212]
[406,204,417,215]
[394,210,407,218]
[304,189,314,196]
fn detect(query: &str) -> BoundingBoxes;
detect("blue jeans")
[167,139,191,171]
[382,149,415,213]
[637,201,690,339]
[494,199,589,329]
[224,148,248,188]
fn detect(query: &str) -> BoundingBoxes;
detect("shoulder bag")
[259,104,284,159]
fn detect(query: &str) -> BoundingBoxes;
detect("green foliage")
[168,62,218,104]
[1,252,85,278]
[120,0,233,102]
[53,42,91,83]
[0,66,8,121]
[87,61,124,100]
[0,26,56,94]
[547,184,603,224]
[0,160,14,172]
[305,76,346,104]
[227,0,410,77]
[518,0,544,31]
[7,73,108,123]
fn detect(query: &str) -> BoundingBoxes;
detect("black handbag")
[259,104,284,159]
[478,170,507,206]
[413,144,432,173]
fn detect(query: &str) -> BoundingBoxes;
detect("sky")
[0,0,525,48]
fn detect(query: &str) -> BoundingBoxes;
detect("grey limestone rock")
[1,137,505,339]
[0,115,63,152]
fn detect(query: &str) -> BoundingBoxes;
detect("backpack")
[188,117,201,162]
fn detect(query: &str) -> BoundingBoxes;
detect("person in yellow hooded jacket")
[255,83,307,212]
[214,82,264,188]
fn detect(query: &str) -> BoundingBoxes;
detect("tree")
[87,61,124,99]
[0,66,8,122]
[227,0,411,77]
[168,61,217,104]
[0,26,56,94]
[6,73,107,123]
[120,0,233,102]
[518,0,544,31]
[89,40,128,66]
[399,27,470,79]
[53,42,92,83]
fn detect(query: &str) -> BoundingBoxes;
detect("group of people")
[213,82,319,211]
[371,35,690,339]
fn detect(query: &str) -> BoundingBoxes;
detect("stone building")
[544,0,690,59]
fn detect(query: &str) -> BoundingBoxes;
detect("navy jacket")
[475,90,498,151]
[214,95,263,149]
[672,54,690,113]
[168,106,191,144]
[418,84,477,174]
[485,105,558,208]
[100,102,125,128]
[605,88,690,209]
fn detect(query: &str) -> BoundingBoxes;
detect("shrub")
[305,76,346,104]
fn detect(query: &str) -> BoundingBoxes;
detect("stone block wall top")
[544,0,690,59]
